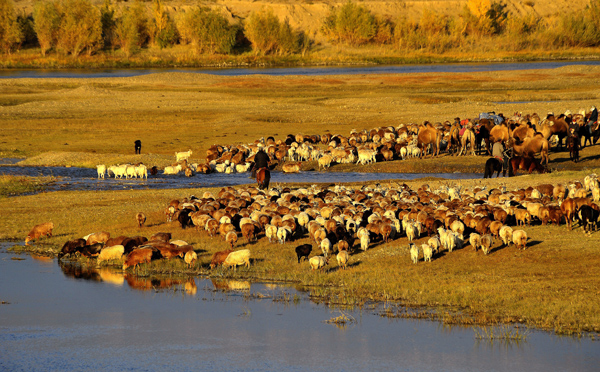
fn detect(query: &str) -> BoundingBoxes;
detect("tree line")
[2,0,600,57]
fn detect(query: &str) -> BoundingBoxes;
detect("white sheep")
[97,245,124,264]
[406,222,418,242]
[499,225,513,246]
[163,164,182,175]
[320,238,332,257]
[337,250,349,269]
[427,236,440,254]
[277,226,291,244]
[480,234,493,255]
[135,164,147,179]
[96,164,106,179]
[265,224,278,243]
[512,230,528,250]
[422,244,433,262]
[360,234,370,251]
[309,256,328,271]
[469,233,481,251]
[175,149,193,162]
[409,243,419,264]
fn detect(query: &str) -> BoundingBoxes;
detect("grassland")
[2,65,600,335]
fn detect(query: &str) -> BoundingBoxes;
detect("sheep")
[241,223,257,243]
[210,249,233,269]
[422,243,433,262]
[86,231,110,246]
[136,212,146,228]
[25,222,54,245]
[450,220,465,235]
[97,164,106,179]
[337,250,349,269]
[58,238,86,259]
[277,226,292,244]
[469,233,481,251]
[297,212,310,232]
[295,244,312,263]
[499,226,513,246]
[265,224,278,243]
[175,149,193,162]
[427,236,440,254]
[184,250,197,268]
[135,164,148,179]
[406,222,418,242]
[512,230,528,250]
[314,227,327,244]
[163,164,182,175]
[360,233,370,251]
[225,231,238,248]
[409,243,419,264]
[223,249,251,270]
[480,234,494,255]
[97,245,124,264]
[122,248,154,271]
[150,232,171,242]
[320,238,332,258]
[309,255,328,271]
[169,240,188,246]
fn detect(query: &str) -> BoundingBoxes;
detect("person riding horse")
[251,144,270,179]
[491,139,511,176]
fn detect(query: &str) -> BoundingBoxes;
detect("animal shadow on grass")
[526,240,543,248]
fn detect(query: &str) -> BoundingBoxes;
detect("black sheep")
[58,238,86,259]
[295,244,312,263]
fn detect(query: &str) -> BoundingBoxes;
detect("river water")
[0,163,480,193]
[0,243,597,371]
[1,60,599,79]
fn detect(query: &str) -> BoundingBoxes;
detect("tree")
[57,0,103,56]
[34,0,61,55]
[0,0,23,53]
[150,0,177,48]
[245,8,298,55]
[179,6,237,55]
[115,2,149,56]
[100,0,116,49]
[322,1,376,45]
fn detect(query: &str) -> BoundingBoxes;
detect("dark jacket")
[589,108,598,123]
[254,149,270,169]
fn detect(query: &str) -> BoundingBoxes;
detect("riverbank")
[5,168,600,335]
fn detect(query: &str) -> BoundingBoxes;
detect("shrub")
[100,0,116,49]
[322,1,376,45]
[57,0,103,56]
[149,0,178,48]
[244,8,298,55]
[0,0,23,54]
[178,6,237,54]
[33,0,61,55]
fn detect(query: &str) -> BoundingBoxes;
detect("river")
[1,61,599,79]
[0,243,597,371]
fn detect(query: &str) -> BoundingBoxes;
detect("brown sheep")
[150,232,171,242]
[25,222,54,245]
[488,221,503,239]
[241,223,257,243]
[210,249,234,269]
[105,235,128,247]
[136,212,146,228]
[123,248,154,270]
[86,231,110,246]
[225,231,238,248]
[514,209,531,226]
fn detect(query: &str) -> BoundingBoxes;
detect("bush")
[100,0,116,49]
[322,1,376,45]
[244,8,299,55]
[150,0,178,49]
[0,0,23,54]
[178,7,237,54]
[115,2,149,56]
[57,0,103,56]
[33,0,61,55]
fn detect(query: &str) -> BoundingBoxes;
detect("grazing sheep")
[309,255,328,271]
[297,212,310,232]
[469,233,481,251]
[225,231,238,248]
[150,232,171,242]
[337,240,349,252]
[86,231,110,246]
[122,247,154,271]
[499,226,513,246]
[241,223,257,243]
[265,224,278,243]
[97,164,106,179]
[422,244,433,262]
[337,250,349,269]
[512,230,528,250]
[136,212,146,228]
[314,227,327,244]
[406,222,418,242]
[409,243,419,264]
[184,250,197,268]
[360,233,370,251]
[295,244,312,263]
[277,226,292,244]
[58,238,86,259]
[223,249,251,270]
[480,234,493,255]
[450,220,465,235]
[427,236,440,254]
[97,245,124,264]
[25,222,54,246]
[320,238,332,258]
[210,249,233,269]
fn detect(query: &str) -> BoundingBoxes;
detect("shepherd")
[490,139,512,177]
[134,140,142,154]
[251,143,271,189]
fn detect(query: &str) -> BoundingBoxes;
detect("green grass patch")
[0,175,54,198]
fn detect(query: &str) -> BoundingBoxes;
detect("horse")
[509,156,548,176]
[567,134,580,163]
[484,157,505,178]
[256,167,270,190]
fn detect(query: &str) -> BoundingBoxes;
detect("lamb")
[480,234,494,255]
[175,150,193,162]
[97,245,124,264]
[422,243,433,262]
[223,249,251,270]
[512,230,528,250]
[409,243,419,264]
[320,238,332,258]
[25,222,54,245]
[295,244,312,263]
[184,250,197,268]
[499,225,513,246]
[97,164,106,179]
[309,255,328,271]
[337,250,349,269]
[136,212,146,228]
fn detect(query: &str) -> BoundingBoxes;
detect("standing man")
[135,140,142,154]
